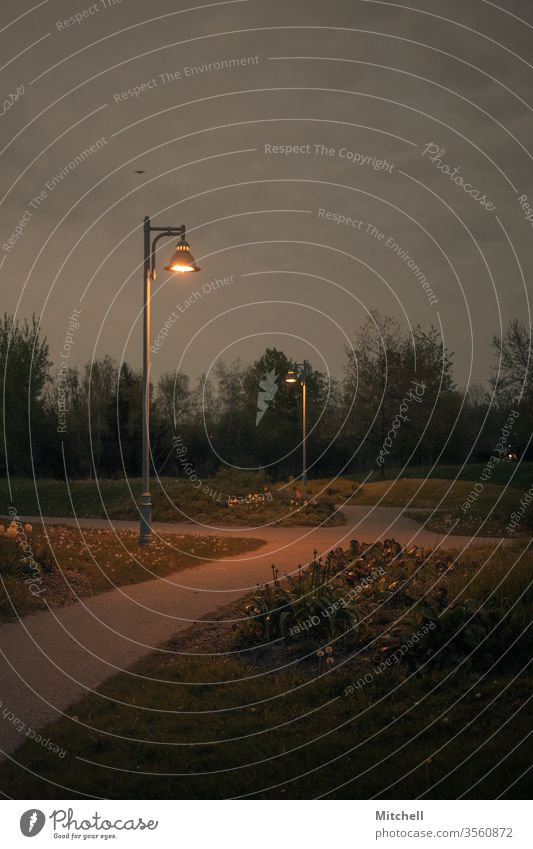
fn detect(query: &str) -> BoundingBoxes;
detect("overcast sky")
[1,0,532,388]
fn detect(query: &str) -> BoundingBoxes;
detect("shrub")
[241,537,533,674]
[244,555,359,644]
[0,532,56,578]
[409,590,532,671]
[0,536,21,576]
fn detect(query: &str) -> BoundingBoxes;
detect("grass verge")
[1,475,342,527]
[348,478,532,537]
[0,523,263,622]
[346,461,533,490]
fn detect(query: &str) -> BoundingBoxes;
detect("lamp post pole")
[139,217,152,545]
[301,365,308,486]
[139,216,200,546]
[285,360,310,487]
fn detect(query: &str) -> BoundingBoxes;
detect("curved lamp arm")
[149,226,186,279]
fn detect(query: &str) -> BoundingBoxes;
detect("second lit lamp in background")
[285,360,311,486]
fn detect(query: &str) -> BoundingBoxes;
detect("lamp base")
[139,492,152,545]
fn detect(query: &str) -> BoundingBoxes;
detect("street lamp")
[139,215,200,545]
[285,360,311,486]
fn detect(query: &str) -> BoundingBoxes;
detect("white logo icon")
[256,369,279,425]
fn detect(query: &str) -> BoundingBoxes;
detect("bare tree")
[491,319,532,404]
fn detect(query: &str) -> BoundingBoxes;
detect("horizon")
[4,308,513,392]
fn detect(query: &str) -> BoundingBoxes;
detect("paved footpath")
[0,506,502,761]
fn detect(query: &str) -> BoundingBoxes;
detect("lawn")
[2,464,530,537]
[0,522,263,622]
[346,461,533,490]
[0,472,342,527]
[348,478,532,537]
[237,467,531,537]
[1,537,530,799]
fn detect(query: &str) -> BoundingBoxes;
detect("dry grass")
[349,478,530,536]
[0,524,263,621]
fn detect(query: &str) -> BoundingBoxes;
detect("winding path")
[0,505,502,761]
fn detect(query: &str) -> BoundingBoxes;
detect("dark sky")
[2,0,532,387]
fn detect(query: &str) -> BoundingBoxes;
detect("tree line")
[1,312,531,480]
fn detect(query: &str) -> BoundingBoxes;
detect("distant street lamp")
[285,360,311,486]
[139,216,200,545]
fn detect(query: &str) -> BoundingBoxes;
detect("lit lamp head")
[164,234,200,273]
[285,366,299,384]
